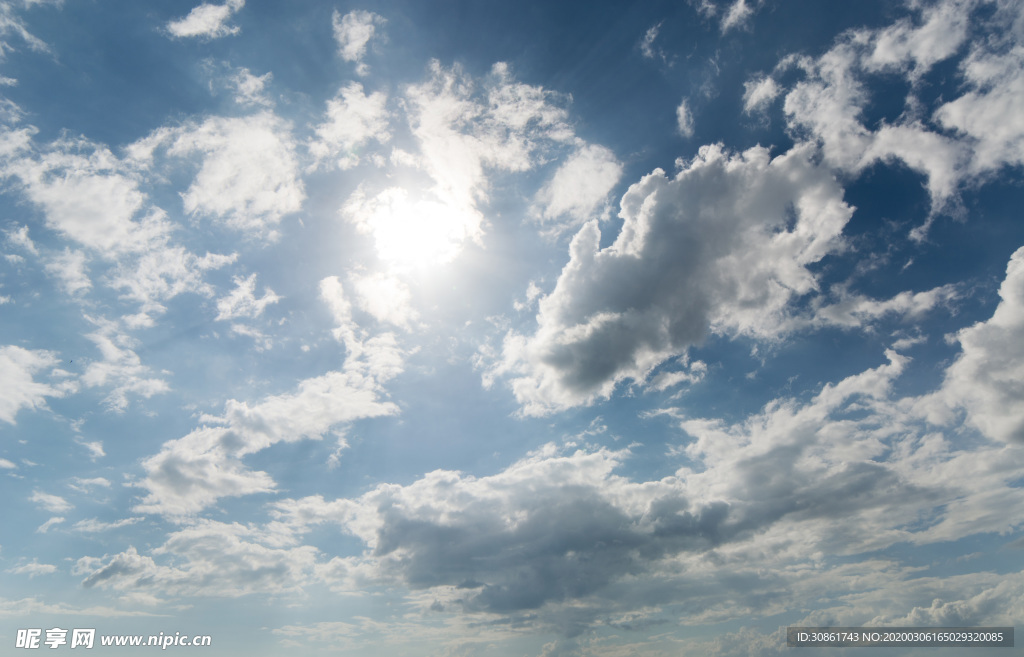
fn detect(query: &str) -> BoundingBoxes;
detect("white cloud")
[229,67,272,107]
[742,75,779,114]
[640,22,661,59]
[672,352,1024,553]
[67,477,111,493]
[136,361,398,516]
[109,247,236,326]
[720,0,756,33]
[2,130,235,319]
[348,271,417,329]
[76,520,318,598]
[35,517,64,533]
[0,596,163,618]
[0,457,16,469]
[81,316,169,411]
[263,339,1024,635]
[533,143,622,229]
[320,276,407,383]
[781,40,968,208]
[227,323,273,350]
[44,247,90,295]
[4,223,36,254]
[940,246,1024,443]
[800,283,960,330]
[770,0,1024,221]
[0,345,74,424]
[495,143,851,415]
[639,22,673,65]
[75,439,105,461]
[332,10,386,75]
[5,560,57,577]
[30,490,71,513]
[0,1,50,59]
[346,61,575,271]
[166,112,305,235]
[675,99,694,137]
[215,273,280,321]
[862,0,974,76]
[72,517,141,533]
[6,137,172,255]
[308,81,390,171]
[272,443,715,612]
[166,0,244,39]
[934,44,1024,176]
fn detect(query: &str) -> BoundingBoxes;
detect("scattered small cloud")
[332,10,386,76]
[166,0,245,39]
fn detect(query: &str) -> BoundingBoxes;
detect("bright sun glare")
[357,187,482,271]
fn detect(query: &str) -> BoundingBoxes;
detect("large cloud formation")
[496,143,851,415]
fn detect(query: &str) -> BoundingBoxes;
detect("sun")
[347,186,482,272]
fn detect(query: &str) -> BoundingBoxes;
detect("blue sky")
[2,0,1024,655]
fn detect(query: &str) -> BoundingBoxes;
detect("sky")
[1,0,1024,655]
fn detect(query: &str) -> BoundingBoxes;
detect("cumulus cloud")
[332,10,386,76]
[934,43,1024,175]
[80,316,169,411]
[135,292,400,519]
[940,246,1024,443]
[4,223,36,254]
[258,341,1024,638]
[6,136,172,255]
[214,273,280,321]
[533,143,622,229]
[73,260,1024,631]
[229,68,272,107]
[76,520,317,598]
[799,283,960,331]
[1,130,236,320]
[45,247,90,295]
[319,275,407,381]
[781,38,967,208]
[862,0,974,77]
[742,75,779,114]
[269,443,732,615]
[164,112,305,235]
[494,143,851,415]
[308,81,390,171]
[770,0,1024,221]
[0,345,74,424]
[110,247,236,327]
[348,271,417,329]
[166,0,244,39]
